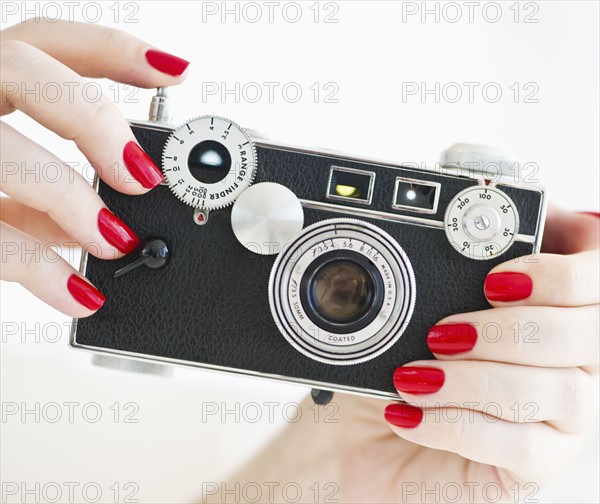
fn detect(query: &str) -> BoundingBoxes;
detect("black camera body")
[71,92,546,398]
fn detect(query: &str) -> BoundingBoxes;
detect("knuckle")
[517,426,542,464]
[102,27,128,48]
[590,308,600,354]
[558,369,588,413]
[72,97,120,143]
[0,39,32,71]
[21,241,40,277]
[558,256,581,299]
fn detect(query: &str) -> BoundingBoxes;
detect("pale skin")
[1,20,599,504]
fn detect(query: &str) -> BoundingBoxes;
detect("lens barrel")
[269,218,416,365]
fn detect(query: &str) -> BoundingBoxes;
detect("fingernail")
[145,49,190,76]
[484,272,533,302]
[427,323,477,354]
[67,275,106,310]
[123,141,164,189]
[384,403,423,429]
[394,367,445,395]
[98,208,139,254]
[578,212,600,219]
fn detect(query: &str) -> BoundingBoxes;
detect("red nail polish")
[484,272,533,302]
[97,208,139,254]
[384,403,423,428]
[145,49,190,76]
[578,212,600,219]
[67,275,106,310]
[394,367,445,395]
[427,323,477,354]
[123,142,163,189]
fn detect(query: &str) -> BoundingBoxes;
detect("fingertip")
[67,274,106,311]
[122,141,164,190]
[384,403,424,429]
[483,271,533,303]
[144,48,190,78]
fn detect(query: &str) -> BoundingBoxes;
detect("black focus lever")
[113,239,169,278]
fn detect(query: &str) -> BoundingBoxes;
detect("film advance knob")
[231,182,304,255]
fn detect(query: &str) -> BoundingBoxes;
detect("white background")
[1,1,599,503]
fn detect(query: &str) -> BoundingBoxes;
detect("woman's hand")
[379,206,599,500]
[216,206,598,504]
[1,19,189,317]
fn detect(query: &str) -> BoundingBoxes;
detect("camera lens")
[300,251,384,334]
[188,140,232,184]
[313,261,371,321]
[269,218,416,365]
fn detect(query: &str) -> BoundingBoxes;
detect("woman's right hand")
[1,18,189,317]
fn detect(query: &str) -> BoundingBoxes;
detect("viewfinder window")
[327,167,375,205]
[393,178,440,214]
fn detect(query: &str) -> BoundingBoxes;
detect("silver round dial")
[231,182,304,256]
[444,186,520,260]
[161,116,257,210]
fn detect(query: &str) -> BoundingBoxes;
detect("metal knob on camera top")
[231,182,304,255]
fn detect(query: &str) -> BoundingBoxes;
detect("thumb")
[541,204,600,254]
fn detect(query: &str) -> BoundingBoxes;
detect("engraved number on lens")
[444,186,520,260]
[161,116,257,210]
[269,219,416,365]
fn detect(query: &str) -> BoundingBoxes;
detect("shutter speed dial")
[444,186,520,260]
[161,116,257,210]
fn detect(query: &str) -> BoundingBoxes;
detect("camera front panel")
[72,122,543,397]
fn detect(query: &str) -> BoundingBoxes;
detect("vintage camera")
[71,89,547,399]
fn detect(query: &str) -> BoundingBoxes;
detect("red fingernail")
[145,49,190,76]
[394,367,445,395]
[384,403,423,429]
[67,275,106,310]
[427,323,477,354]
[123,141,163,189]
[484,272,533,302]
[98,208,139,254]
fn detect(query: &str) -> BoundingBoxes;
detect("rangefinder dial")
[444,186,520,260]
[161,116,257,210]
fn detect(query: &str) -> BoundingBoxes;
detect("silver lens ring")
[268,218,416,365]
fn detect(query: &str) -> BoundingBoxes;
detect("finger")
[1,123,139,259]
[426,306,599,367]
[1,41,163,193]
[542,204,600,254]
[0,197,73,245]
[1,222,105,318]
[483,251,599,307]
[392,361,594,433]
[1,18,189,85]
[384,402,577,484]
